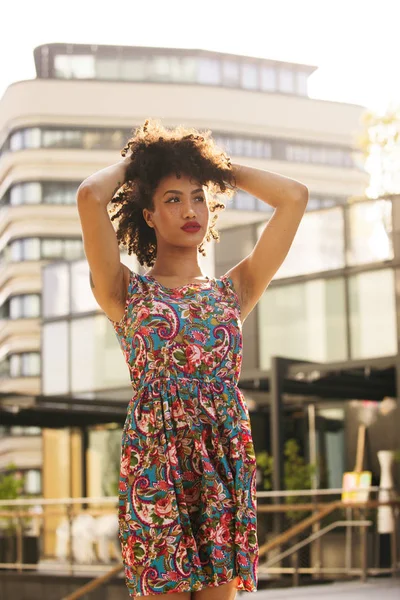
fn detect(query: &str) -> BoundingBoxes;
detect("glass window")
[54,54,95,78]
[326,148,344,166]
[42,262,70,318]
[10,185,23,206]
[96,57,120,80]
[197,58,220,84]
[286,145,310,162]
[10,240,22,261]
[9,355,21,377]
[42,129,81,148]
[22,294,41,318]
[242,63,258,89]
[42,130,64,148]
[232,138,244,155]
[121,58,147,81]
[261,207,345,278]
[71,260,99,314]
[10,183,41,205]
[21,353,41,376]
[71,315,131,393]
[296,71,308,95]
[10,131,23,151]
[9,295,40,319]
[260,65,276,91]
[263,141,272,159]
[259,278,347,369]
[82,130,103,150]
[64,130,82,148]
[310,148,326,164]
[222,60,240,86]
[0,359,10,378]
[23,238,41,260]
[347,199,393,265]
[24,128,41,149]
[252,139,264,158]
[149,57,170,81]
[43,182,77,205]
[24,470,42,495]
[278,67,295,92]
[9,297,22,319]
[42,239,63,258]
[64,239,84,260]
[349,269,397,359]
[23,182,42,204]
[42,321,69,394]
[166,56,195,82]
[316,407,345,488]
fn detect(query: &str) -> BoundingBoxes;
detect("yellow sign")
[342,471,372,503]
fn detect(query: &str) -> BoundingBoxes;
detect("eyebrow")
[163,188,204,197]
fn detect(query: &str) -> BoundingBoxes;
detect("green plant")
[0,464,25,533]
[0,464,24,500]
[256,438,316,523]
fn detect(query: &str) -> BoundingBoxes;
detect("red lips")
[181,221,200,231]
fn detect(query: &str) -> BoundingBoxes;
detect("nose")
[183,203,196,218]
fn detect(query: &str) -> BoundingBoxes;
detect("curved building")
[0,43,369,500]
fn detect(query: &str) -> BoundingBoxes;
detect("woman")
[77,120,308,600]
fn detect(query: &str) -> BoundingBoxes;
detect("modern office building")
[1,42,384,511]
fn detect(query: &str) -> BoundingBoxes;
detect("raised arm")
[227,163,308,322]
[76,156,132,323]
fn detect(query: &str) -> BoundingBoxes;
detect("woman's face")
[143,174,210,248]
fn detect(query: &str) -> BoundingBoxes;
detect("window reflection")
[197,58,220,84]
[9,353,41,377]
[278,67,294,93]
[259,278,347,368]
[54,54,95,79]
[9,294,41,319]
[222,60,240,86]
[242,63,258,89]
[2,127,355,168]
[348,269,397,359]
[47,51,313,98]
[2,237,83,264]
[261,207,345,278]
[260,65,276,91]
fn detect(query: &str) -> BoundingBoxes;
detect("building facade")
[0,43,372,503]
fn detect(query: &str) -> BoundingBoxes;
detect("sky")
[1,0,400,113]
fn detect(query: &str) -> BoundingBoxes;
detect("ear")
[143,209,153,228]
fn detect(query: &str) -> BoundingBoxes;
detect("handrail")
[258,501,339,557]
[264,520,371,567]
[258,499,400,558]
[61,564,124,600]
[0,486,385,506]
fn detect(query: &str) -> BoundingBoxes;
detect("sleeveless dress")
[108,270,258,597]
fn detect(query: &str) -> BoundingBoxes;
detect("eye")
[166,196,180,203]
[195,195,205,202]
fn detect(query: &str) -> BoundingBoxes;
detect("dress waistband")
[135,374,237,388]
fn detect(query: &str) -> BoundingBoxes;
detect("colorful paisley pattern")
[109,271,258,597]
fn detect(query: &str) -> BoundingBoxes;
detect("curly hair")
[109,119,236,267]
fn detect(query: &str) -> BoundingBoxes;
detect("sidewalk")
[251,579,400,599]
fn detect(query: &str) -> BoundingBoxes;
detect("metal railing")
[0,488,399,597]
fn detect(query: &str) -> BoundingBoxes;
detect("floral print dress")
[109,271,258,597]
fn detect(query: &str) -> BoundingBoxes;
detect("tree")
[256,439,315,523]
[0,464,25,533]
[0,464,24,501]
[358,106,400,198]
